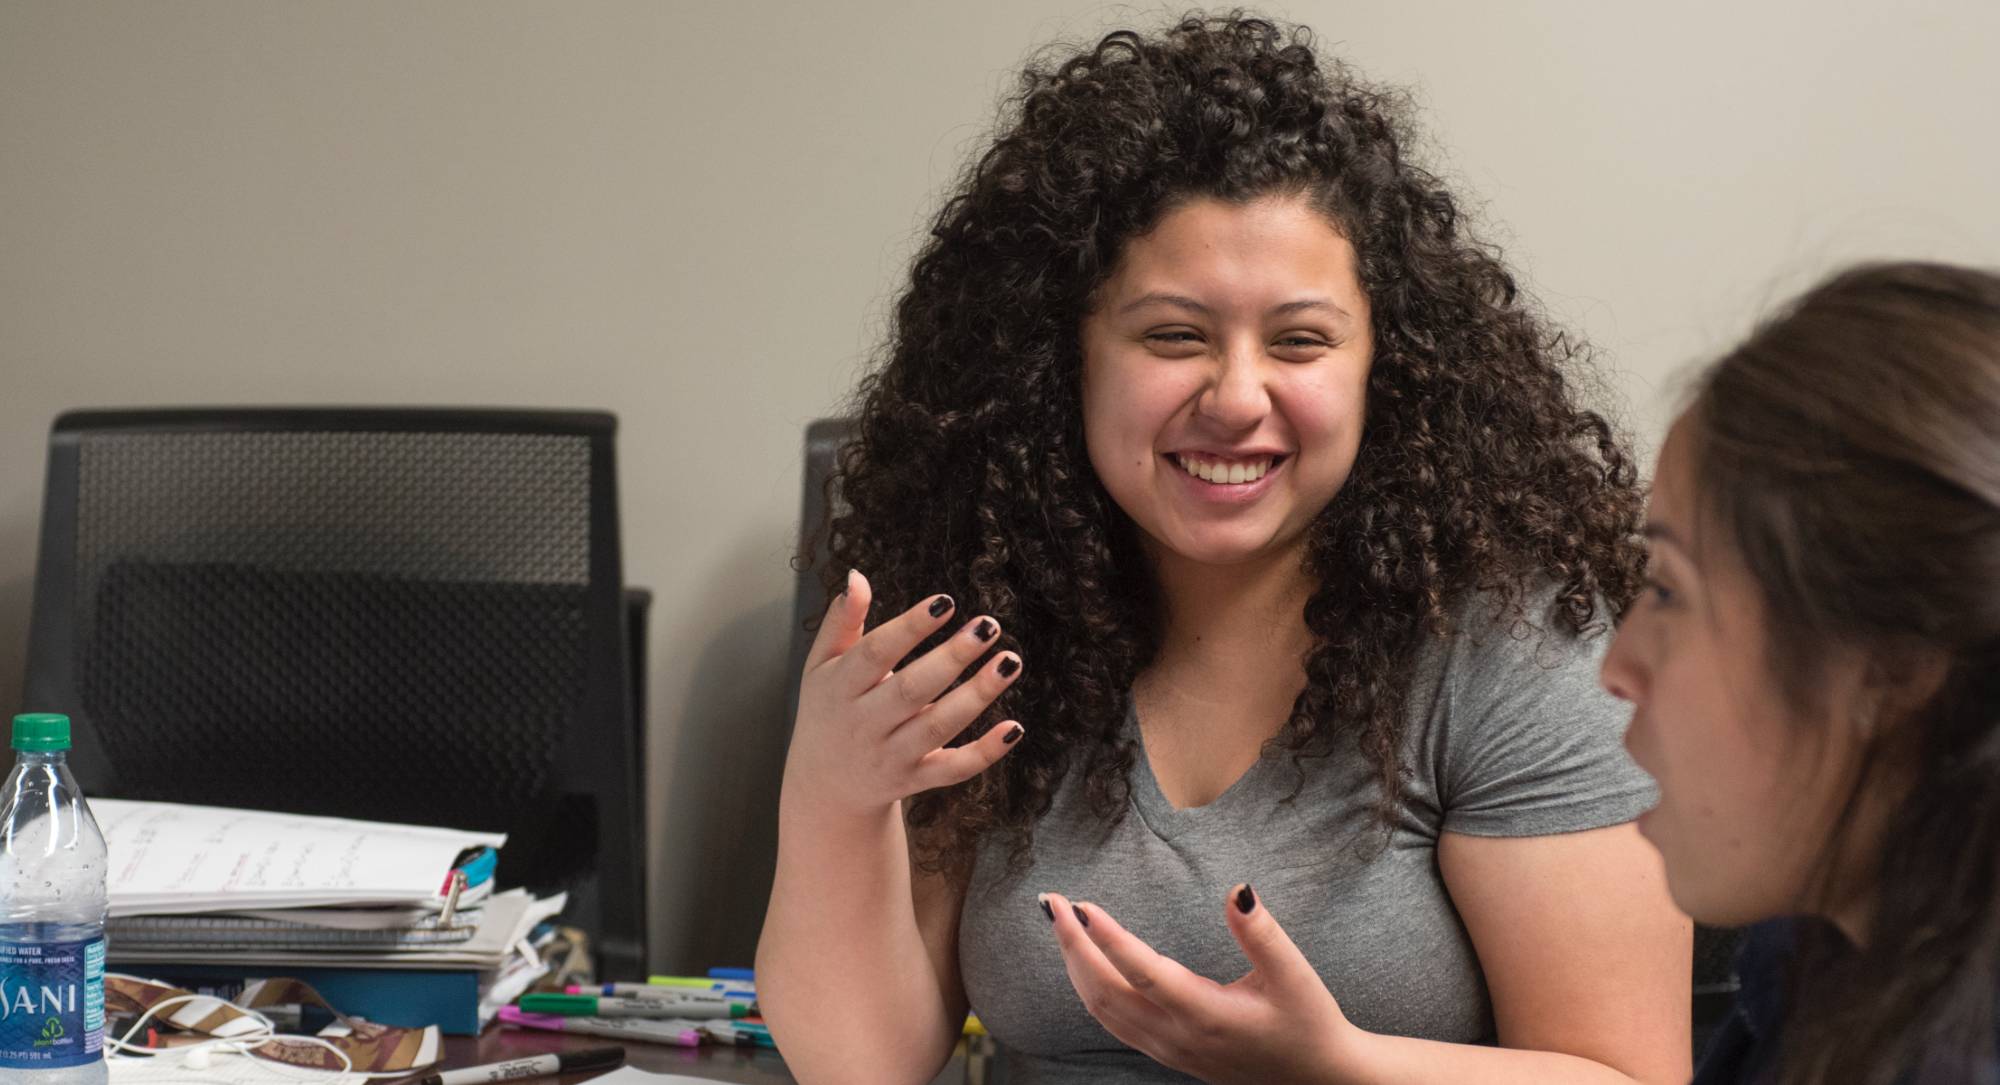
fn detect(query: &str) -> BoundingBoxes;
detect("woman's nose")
[1198,349,1271,429]
[1599,617,1647,704]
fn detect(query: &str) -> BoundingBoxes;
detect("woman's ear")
[1858,642,1953,739]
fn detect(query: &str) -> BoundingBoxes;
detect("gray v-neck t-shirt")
[957,596,1655,1084]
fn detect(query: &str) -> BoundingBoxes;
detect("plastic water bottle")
[0,713,108,1084]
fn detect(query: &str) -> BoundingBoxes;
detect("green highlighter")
[518,993,751,1020]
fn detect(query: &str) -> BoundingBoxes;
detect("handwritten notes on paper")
[95,800,505,917]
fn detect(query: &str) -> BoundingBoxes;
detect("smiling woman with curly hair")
[758,12,1691,1085]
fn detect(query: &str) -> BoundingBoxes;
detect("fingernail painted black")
[974,618,997,641]
[1236,885,1256,914]
[998,656,1020,679]
[1039,898,1054,922]
[1003,723,1024,745]
[929,596,954,618]
[1073,905,1089,928]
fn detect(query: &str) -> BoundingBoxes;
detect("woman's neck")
[1137,541,1316,737]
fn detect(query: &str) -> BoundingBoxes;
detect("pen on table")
[497,1006,704,1048]
[701,1022,777,1049]
[647,977,756,997]
[707,967,755,982]
[571,983,751,1003]
[651,974,755,988]
[518,993,753,1020]
[416,1045,623,1085]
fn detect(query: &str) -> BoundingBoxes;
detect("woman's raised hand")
[781,569,1026,820]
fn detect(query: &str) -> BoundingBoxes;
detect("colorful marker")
[518,993,751,1020]
[701,1022,777,1049]
[572,983,753,1003]
[649,975,757,993]
[496,1007,702,1048]
[566,984,740,1003]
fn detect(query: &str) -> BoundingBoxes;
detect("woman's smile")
[1166,451,1289,505]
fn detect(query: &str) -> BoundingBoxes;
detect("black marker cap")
[557,1046,627,1074]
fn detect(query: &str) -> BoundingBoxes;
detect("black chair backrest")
[783,418,856,742]
[21,408,646,977]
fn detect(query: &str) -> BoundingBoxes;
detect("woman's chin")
[1648,823,1762,928]
[1160,534,1295,568]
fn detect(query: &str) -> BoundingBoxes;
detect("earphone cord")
[101,974,421,1081]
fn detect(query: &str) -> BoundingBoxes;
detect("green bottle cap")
[12,713,72,753]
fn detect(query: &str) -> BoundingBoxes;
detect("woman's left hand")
[1041,885,1371,1085]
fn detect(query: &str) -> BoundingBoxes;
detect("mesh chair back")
[783,418,856,741]
[22,409,645,976]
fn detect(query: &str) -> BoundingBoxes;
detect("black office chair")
[783,418,857,744]
[20,408,648,978]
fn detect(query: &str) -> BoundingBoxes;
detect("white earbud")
[183,1046,212,1069]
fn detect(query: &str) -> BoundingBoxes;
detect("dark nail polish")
[1002,723,1024,744]
[974,618,997,641]
[1073,905,1090,928]
[1235,884,1256,914]
[998,656,1020,679]
[929,595,954,618]
[1039,898,1054,922]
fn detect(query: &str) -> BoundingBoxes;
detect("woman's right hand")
[781,568,1027,821]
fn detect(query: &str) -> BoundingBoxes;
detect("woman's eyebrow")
[1642,521,1702,572]
[1117,292,1353,320]
[1119,292,1210,316]
[1270,297,1352,320]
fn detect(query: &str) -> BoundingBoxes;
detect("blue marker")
[456,847,499,888]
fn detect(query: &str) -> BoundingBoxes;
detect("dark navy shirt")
[1694,918,2000,1085]
[1690,920,1791,1085]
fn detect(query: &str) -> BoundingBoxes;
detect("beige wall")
[3,1,1995,970]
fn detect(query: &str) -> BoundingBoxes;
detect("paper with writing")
[96,800,504,917]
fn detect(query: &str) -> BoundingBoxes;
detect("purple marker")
[496,1006,703,1047]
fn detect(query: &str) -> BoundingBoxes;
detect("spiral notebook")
[106,909,484,950]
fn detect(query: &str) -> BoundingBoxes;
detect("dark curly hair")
[821,11,1646,874]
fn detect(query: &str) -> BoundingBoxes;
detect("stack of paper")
[96,800,565,1029]
[97,800,504,916]
[106,886,564,970]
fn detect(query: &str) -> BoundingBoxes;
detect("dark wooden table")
[433,1023,990,1084]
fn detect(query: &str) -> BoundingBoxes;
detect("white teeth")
[1174,454,1274,485]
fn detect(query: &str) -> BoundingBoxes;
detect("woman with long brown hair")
[760,13,1691,1083]
[1602,261,2000,1083]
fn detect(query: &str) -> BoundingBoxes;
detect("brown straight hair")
[1686,262,2000,1084]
